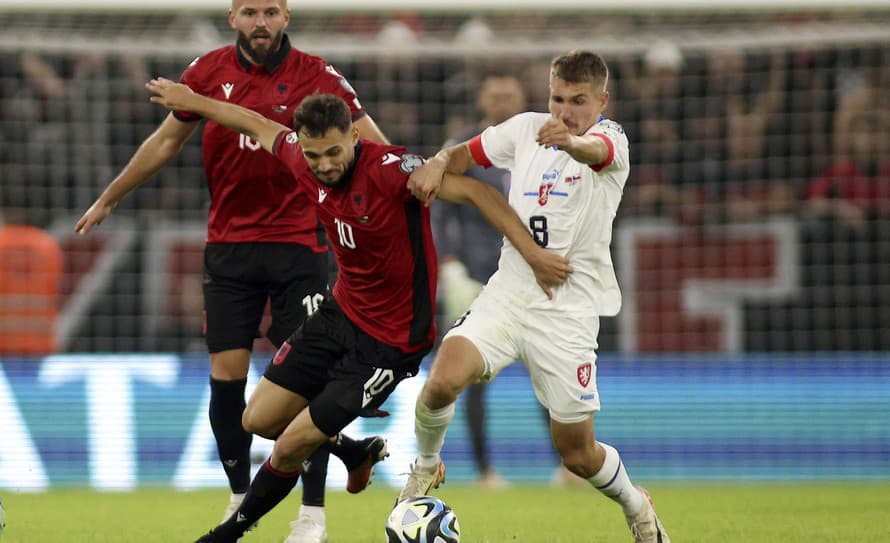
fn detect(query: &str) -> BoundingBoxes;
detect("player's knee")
[422,374,464,408]
[241,405,276,438]
[554,440,601,479]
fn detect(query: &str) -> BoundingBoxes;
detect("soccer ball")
[386,496,460,543]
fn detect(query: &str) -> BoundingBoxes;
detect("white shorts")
[443,285,601,423]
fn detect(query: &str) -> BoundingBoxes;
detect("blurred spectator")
[620,41,685,220]
[721,51,793,222]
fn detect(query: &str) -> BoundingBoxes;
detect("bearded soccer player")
[75,2,389,541]
[146,80,572,543]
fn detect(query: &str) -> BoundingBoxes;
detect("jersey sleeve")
[311,62,367,121]
[586,119,629,173]
[272,130,309,186]
[173,56,205,123]
[472,113,525,171]
[377,149,427,201]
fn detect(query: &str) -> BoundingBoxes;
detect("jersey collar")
[235,33,292,73]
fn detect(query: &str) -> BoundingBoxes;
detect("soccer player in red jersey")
[76,2,389,541]
[146,79,573,543]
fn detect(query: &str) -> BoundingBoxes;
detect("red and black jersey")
[273,133,437,352]
[175,35,366,247]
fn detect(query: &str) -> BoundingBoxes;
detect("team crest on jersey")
[399,154,426,174]
[577,362,592,387]
[538,183,554,206]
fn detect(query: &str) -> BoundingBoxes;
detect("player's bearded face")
[549,77,609,136]
[301,128,358,187]
[237,28,284,64]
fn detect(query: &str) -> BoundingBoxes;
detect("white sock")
[414,393,455,470]
[299,504,325,525]
[587,442,644,516]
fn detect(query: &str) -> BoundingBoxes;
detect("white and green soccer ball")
[386,496,460,543]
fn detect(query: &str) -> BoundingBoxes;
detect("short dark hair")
[551,50,609,90]
[293,94,352,138]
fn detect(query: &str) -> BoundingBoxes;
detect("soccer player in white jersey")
[399,50,670,543]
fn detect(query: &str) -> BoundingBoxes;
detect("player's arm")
[75,113,198,234]
[354,115,390,144]
[146,77,286,155]
[535,119,610,166]
[437,173,573,298]
[408,142,477,205]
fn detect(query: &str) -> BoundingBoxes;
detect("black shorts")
[264,296,429,436]
[203,242,328,352]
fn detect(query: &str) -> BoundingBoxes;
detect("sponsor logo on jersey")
[399,154,426,174]
[381,153,400,165]
[564,175,582,185]
[577,362,592,387]
[272,342,292,366]
[221,82,235,100]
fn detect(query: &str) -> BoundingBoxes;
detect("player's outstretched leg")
[197,458,302,543]
[328,434,390,493]
[285,445,330,543]
[397,396,452,502]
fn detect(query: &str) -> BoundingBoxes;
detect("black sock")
[301,444,329,507]
[328,433,366,471]
[209,377,252,493]
[216,459,301,539]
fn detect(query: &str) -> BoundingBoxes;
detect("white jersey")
[469,112,630,316]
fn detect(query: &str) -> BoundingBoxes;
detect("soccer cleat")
[194,528,239,543]
[283,514,329,543]
[346,436,390,494]
[397,459,446,502]
[625,486,670,543]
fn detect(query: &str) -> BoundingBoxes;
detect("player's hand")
[528,248,573,299]
[407,156,446,206]
[146,77,196,111]
[74,199,115,235]
[535,118,575,152]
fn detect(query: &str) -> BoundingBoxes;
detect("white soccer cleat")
[222,492,258,541]
[397,459,446,503]
[283,514,329,543]
[625,486,670,543]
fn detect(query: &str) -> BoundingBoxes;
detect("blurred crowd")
[0,18,887,352]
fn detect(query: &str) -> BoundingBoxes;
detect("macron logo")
[221,83,235,100]
[381,153,400,166]
[236,512,247,523]
[318,188,328,203]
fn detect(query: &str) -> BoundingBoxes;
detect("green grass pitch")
[1,484,888,542]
